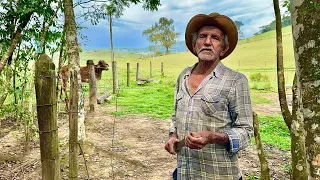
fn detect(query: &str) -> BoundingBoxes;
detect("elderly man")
[165,12,253,180]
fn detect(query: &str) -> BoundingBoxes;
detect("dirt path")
[0,92,291,179]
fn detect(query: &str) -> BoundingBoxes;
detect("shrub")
[249,73,273,91]
[250,73,269,82]
[155,51,163,56]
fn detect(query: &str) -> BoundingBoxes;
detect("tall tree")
[234,20,244,39]
[0,2,34,75]
[142,24,161,58]
[290,0,320,179]
[273,0,308,179]
[77,0,161,94]
[63,0,84,178]
[143,17,180,54]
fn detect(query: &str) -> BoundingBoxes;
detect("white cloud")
[77,0,290,48]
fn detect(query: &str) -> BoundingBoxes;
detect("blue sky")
[76,0,287,49]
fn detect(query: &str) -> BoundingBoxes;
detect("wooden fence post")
[150,61,152,78]
[161,62,164,77]
[69,69,79,179]
[34,54,60,180]
[112,61,118,94]
[136,62,140,81]
[87,60,96,112]
[127,63,130,87]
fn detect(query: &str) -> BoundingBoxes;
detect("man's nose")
[204,36,212,45]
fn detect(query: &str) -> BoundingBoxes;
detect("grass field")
[1,26,293,150]
[76,26,294,150]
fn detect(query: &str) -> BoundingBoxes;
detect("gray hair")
[192,31,229,48]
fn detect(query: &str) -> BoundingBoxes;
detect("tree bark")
[273,0,292,130]
[290,74,308,179]
[253,111,270,180]
[63,0,85,178]
[290,0,320,178]
[34,54,60,179]
[109,13,114,61]
[69,70,79,179]
[0,67,13,107]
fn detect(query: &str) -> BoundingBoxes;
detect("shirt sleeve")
[168,76,180,136]
[224,75,253,154]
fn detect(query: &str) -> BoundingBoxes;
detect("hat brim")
[185,13,238,60]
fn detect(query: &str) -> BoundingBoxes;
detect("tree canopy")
[143,17,180,54]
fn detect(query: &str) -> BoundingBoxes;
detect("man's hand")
[185,131,230,150]
[185,131,210,150]
[164,134,178,155]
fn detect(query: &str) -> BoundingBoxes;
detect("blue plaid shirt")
[169,62,253,180]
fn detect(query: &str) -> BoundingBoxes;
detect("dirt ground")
[0,92,292,180]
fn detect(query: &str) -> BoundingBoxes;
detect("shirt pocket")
[200,93,227,117]
[176,92,186,110]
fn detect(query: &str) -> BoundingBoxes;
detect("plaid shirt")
[169,62,253,180]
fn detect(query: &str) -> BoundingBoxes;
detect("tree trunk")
[13,59,18,119]
[109,14,118,94]
[20,64,30,153]
[273,0,292,130]
[290,74,308,179]
[87,60,96,112]
[34,54,60,179]
[109,13,114,61]
[63,0,86,178]
[0,67,13,107]
[253,111,270,180]
[290,0,320,178]
[0,12,33,75]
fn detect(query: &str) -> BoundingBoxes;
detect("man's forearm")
[207,132,229,146]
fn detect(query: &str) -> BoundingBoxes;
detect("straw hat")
[185,12,238,60]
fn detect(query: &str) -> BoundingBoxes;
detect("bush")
[250,73,269,82]
[155,51,163,56]
[250,73,273,91]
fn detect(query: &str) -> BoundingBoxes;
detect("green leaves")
[143,17,180,54]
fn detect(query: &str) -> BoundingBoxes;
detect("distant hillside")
[254,15,291,36]
[82,26,292,55]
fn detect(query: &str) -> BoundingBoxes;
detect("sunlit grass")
[255,115,291,150]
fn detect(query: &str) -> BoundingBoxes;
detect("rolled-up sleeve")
[224,75,253,154]
[168,77,180,135]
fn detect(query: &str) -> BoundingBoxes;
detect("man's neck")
[193,59,220,75]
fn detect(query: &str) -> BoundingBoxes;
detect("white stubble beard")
[196,47,221,61]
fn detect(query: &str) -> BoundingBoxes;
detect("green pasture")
[77,26,294,150]
[1,26,294,150]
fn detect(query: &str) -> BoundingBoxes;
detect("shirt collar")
[213,61,225,79]
[183,61,225,80]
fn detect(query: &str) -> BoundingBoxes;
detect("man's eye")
[199,34,206,38]
[212,36,219,40]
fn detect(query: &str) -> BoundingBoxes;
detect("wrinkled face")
[97,60,109,70]
[193,26,228,62]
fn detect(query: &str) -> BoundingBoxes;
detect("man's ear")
[192,43,196,54]
[219,44,229,57]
